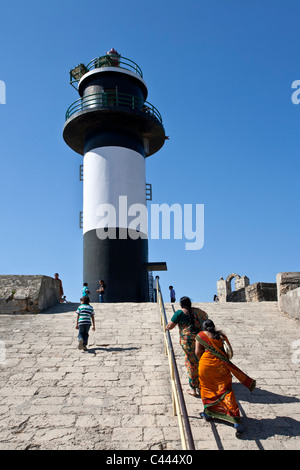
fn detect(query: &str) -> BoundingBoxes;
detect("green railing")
[65,91,163,124]
[69,55,143,88]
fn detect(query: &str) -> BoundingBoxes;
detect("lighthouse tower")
[63,49,167,302]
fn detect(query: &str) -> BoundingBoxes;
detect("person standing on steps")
[96,280,106,303]
[54,273,64,303]
[169,285,176,303]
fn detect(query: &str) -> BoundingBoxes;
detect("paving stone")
[0,301,299,450]
[167,301,300,450]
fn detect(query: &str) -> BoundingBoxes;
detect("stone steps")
[0,300,299,450]
[166,301,300,450]
[0,302,182,450]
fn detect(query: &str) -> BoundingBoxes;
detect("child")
[82,282,90,297]
[76,296,95,351]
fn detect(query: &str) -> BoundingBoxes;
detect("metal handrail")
[156,277,195,451]
[69,55,143,88]
[65,91,163,124]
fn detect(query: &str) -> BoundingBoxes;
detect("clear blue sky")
[1,0,299,303]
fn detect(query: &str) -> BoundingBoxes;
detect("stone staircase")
[0,300,299,450]
[0,302,181,450]
[166,301,300,450]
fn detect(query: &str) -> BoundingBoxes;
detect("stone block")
[279,286,300,321]
[277,272,300,313]
[0,275,60,314]
[216,278,227,302]
[226,282,277,302]
[245,283,277,302]
[235,275,250,290]
[227,288,247,302]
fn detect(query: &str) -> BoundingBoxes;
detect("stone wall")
[217,273,277,303]
[0,275,61,314]
[217,272,299,319]
[227,282,277,302]
[279,287,300,321]
[276,272,300,321]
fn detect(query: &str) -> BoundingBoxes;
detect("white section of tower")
[82,146,146,235]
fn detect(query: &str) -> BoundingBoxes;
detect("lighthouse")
[63,49,167,302]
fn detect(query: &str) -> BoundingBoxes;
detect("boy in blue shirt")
[76,296,95,351]
[169,285,176,303]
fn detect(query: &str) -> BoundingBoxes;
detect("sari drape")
[196,331,256,424]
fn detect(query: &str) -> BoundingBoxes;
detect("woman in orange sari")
[195,320,256,436]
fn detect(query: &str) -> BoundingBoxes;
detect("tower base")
[83,228,149,303]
